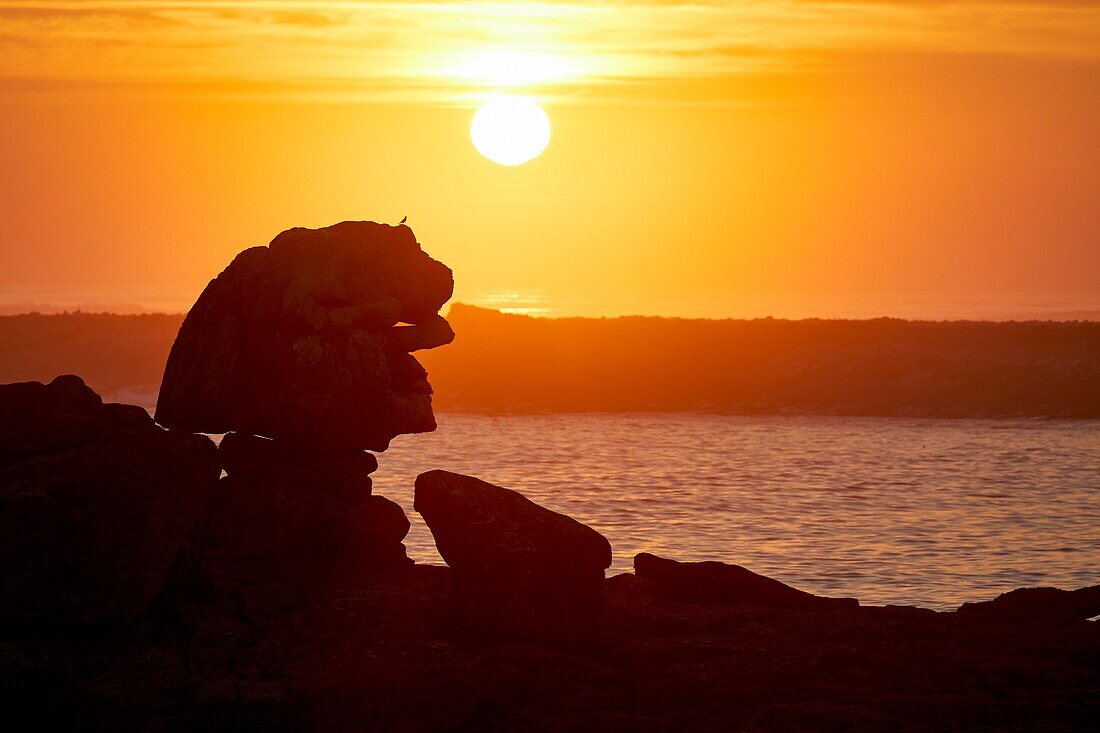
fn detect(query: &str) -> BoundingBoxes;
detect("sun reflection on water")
[467,291,552,316]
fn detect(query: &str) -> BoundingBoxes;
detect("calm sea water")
[371,413,1100,610]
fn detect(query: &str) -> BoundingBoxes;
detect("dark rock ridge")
[155,221,454,452]
[422,304,1100,418]
[415,469,612,641]
[0,373,151,471]
[5,310,1100,420]
[2,561,1097,730]
[957,585,1100,623]
[0,375,219,626]
[634,552,859,611]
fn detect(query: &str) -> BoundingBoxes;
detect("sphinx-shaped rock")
[157,222,451,576]
[156,221,454,453]
[415,470,612,642]
[634,553,859,612]
[0,376,219,625]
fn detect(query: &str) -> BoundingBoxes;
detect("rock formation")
[414,469,613,642]
[2,222,1096,728]
[0,375,219,626]
[156,221,453,572]
[1,376,1097,727]
[204,433,413,577]
[156,221,454,451]
[633,552,859,611]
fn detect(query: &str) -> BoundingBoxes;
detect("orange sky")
[1,1,1098,318]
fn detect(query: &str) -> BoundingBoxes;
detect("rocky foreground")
[1,377,1097,731]
[2,558,1098,731]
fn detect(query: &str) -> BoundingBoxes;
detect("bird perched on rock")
[399,216,407,224]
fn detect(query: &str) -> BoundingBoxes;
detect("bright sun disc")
[470,96,550,166]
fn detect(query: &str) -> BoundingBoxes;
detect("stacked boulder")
[415,470,613,643]
[206,433,411,573]
[0,375,219,626]
[155,221,455,575]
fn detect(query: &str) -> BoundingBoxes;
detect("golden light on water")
[468,291,552,316]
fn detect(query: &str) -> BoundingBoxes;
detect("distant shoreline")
[3,307,1098,419]
[3,306,1099,324]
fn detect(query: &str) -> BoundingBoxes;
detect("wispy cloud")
[2,1,1099,102]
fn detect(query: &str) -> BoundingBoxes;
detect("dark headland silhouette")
[2,307,1098,418]
[0,221,1097,731]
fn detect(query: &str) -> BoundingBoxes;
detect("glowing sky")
[2,1,1099,317]
[5,1,1100,100]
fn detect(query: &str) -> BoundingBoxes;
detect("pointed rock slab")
[156,221,455,453]
[415,470,612,643]
[634,553,858,612]
[0,376,220,626]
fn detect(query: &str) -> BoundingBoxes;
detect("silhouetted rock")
[633,552,859,611]
[348,495,414,569]
[4,563,1098,731]
[0,376,219,625]
[218,431,377,490]
[153,222,454,579]
[351,493,411,546]
[203,434,411,577]
[957,585,1100,623]
[0,374,150,471]
[156,221,454,453]
[203,479,413,581]
[415,470,612,641]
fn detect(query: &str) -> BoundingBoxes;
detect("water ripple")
[371,414,1100,610]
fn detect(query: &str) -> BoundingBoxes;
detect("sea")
[369,413,1100,611]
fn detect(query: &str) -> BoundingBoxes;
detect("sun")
[470,95,551,166]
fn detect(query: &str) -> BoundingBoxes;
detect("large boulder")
[155,221,455,453]
[414,470,612,641]
[0,376,219,625]
[634,553,858,612]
